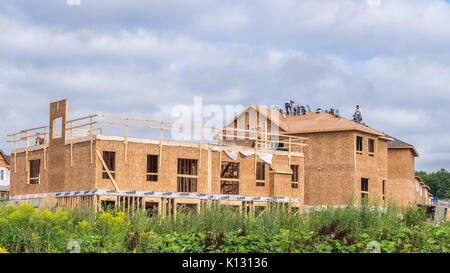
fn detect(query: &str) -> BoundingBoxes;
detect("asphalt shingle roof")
[386,135,413,148]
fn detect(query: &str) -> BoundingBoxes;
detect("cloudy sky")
[1,0,449,172]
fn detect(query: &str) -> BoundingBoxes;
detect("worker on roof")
[353,105,363,123]
[285,100,294,115]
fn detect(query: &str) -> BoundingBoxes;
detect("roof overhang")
[389,145,419,157]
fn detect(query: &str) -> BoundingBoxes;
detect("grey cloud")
[1,1,450,172]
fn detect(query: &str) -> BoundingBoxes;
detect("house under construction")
[7,100,307,214]
[7,99,448,218]
[219,104,441,211]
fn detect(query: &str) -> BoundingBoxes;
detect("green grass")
[0,200,448,253]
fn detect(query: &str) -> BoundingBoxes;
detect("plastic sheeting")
[257,153,273,164]
[224,150,238,161]
[239,151,255,157]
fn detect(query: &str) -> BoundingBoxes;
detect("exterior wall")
[95,140,304,203]
[11,139,304,210]
[294,131,389,206]
[354,132,389,205]
[419,186,429,205]
[295,131,355,206]
[10,141,97,195]
[387,149,417,206]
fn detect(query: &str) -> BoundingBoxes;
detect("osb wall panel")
[385,179,416,207]
[292,131,392,206]
[10,141,96,195]
[388,149,415,180]
[10,150,47,195]
[304,165,356,205]
[294,131,355,206]
[95,140,304,200]
[386,149,417,206]
[354,133,389,205]
[95,140,207,193]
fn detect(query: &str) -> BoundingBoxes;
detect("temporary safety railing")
[7,113,308,175]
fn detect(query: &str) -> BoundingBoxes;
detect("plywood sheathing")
[295,130,390,206]
[222,105,421,208]
[386,148,417,206]
[94,140,304,202]
[10,140,97,196]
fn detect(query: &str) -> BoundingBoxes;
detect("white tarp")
[224,150,239,160]
[257,153,273,164]
[239,151,255,157]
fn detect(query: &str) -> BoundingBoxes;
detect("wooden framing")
[96,150,120,193]
[7,113,307,160]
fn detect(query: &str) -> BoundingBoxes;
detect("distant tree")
[416,169,450,199]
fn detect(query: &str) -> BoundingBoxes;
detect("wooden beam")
[90,117,93,164]
[125,118,128,165]
[159,121,163,168]
[199,128,202,169]
[70,122,73,167]
[207,148,212,200]
[13,134,17,173]
[288,137,292,166]
[96,150,120,193]
[25,135,29,182]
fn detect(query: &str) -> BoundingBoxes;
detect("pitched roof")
[387,135,419,157]
[0,150,10,166]
[282,112,385,136]
[230,105,387,137]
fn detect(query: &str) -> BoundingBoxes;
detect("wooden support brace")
[25,135,29,182]
[159,121,163,168]
[90,117,94,163]
[70,122,73,167]
[207,148,212,201]
[219,139,222,172]
[96,150,120,193]
[14,134,17,173]
[125,118,128,165]
[288,137,292,166]
[199,129,202,169]
[43,133,47,170]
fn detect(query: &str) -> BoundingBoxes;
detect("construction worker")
[35,133,45,145]
[285,100,294,115]
[353,105,362,123]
